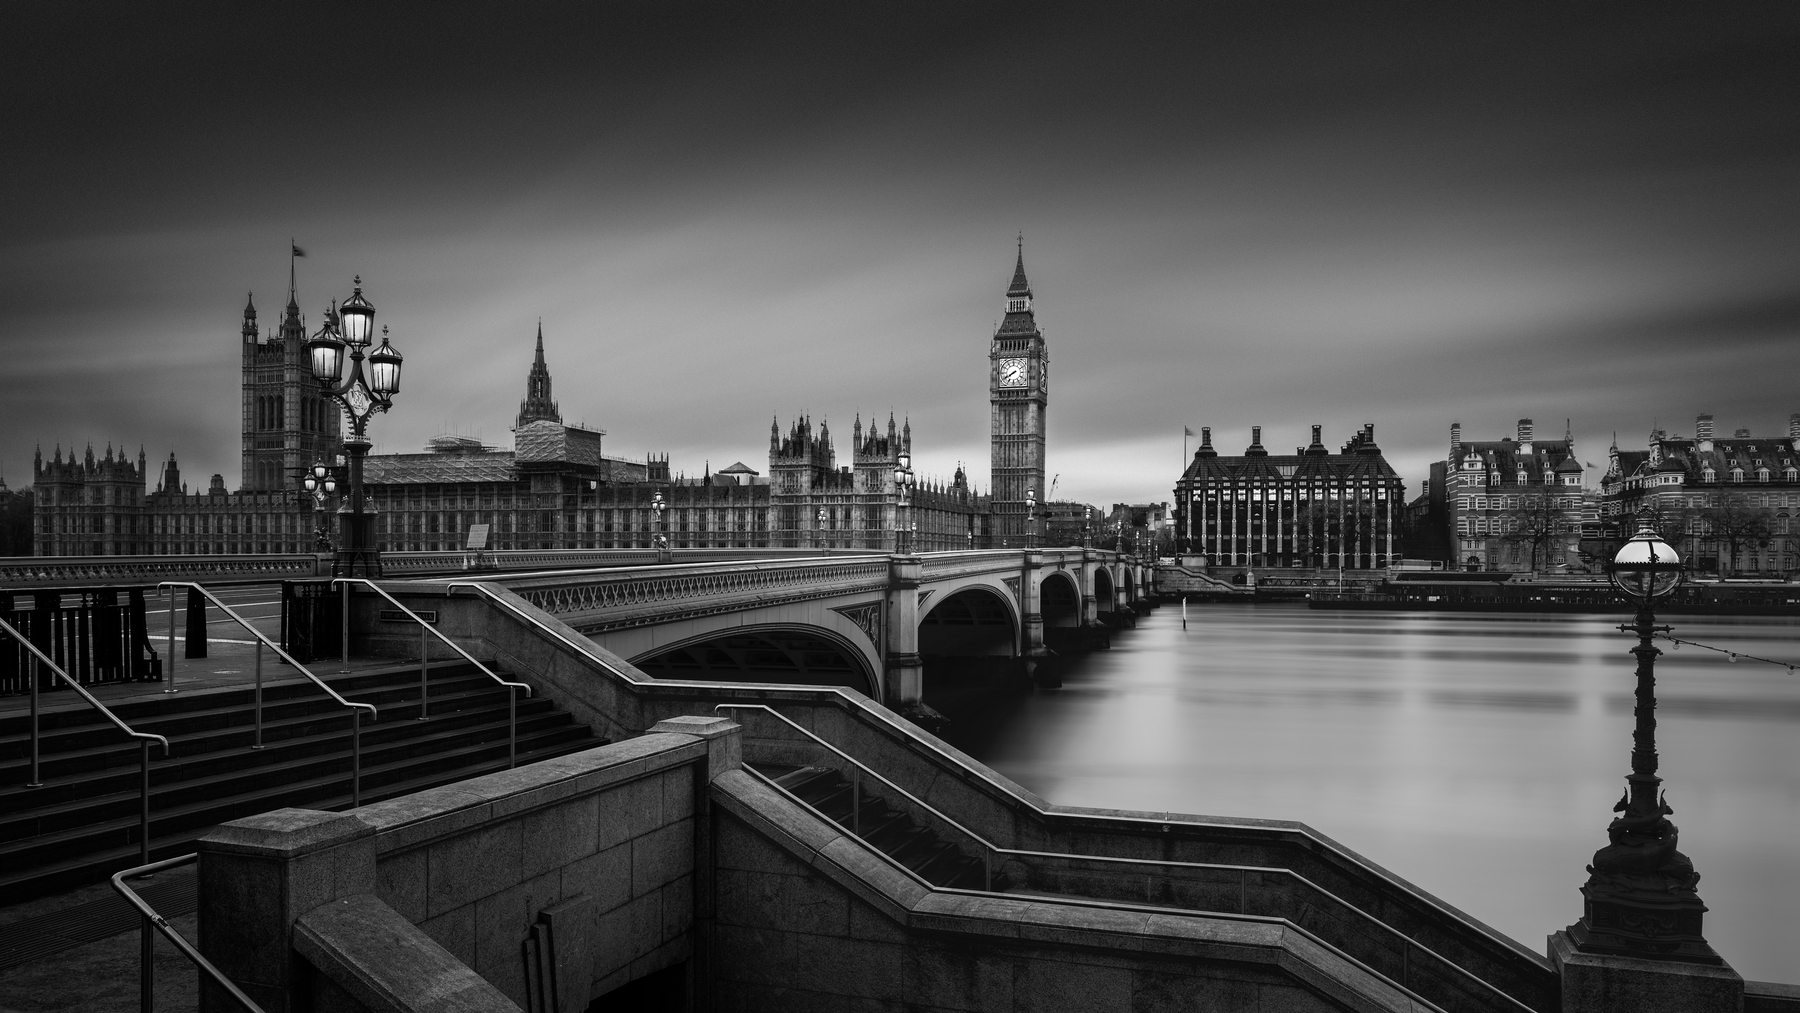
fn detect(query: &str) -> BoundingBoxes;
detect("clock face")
[999,357,1028,388]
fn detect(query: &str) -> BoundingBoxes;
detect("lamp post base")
[335,511,382,579]
[1549,929,1740,1013]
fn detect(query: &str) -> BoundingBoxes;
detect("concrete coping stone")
[199,808,375,859]
[294,893,521,1013]
[359,733,708,855]
[648,715,738,739]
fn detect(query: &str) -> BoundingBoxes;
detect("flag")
[1183,426,1195,437]
[292,243,306,258]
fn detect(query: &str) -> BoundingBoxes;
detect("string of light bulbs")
[1650,632,1799,674]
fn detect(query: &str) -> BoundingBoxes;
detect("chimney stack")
[1450,422,1462,459]
[1734,428,1751,439]
[1696,414,1714,441]
[1517,419,1534,443]
[1789,413,1800,441]
[1312,424,1322,446]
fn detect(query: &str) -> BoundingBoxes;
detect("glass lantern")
[367,329,403,396]
[339,280,375,347]
[1608,519,1684,603]
[306,324,346,383]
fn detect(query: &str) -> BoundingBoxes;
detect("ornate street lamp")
[301,463,339,552]
[895,448,916,554]
[1566,517,1721,963]
[1025,488,1037,549]
[817,508,827,552]
[651,490,670,562]
[306,278,403,577]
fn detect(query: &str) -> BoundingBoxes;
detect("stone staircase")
[761,764,997,890]
[0,661,605,903]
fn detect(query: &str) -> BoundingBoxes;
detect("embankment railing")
[156,582,376,806]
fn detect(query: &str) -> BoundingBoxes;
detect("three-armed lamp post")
[651,490,670,562]
[305,277,403,577]
[895,448,916,553]
[1566,517,1721,964]
[300,463,338,553]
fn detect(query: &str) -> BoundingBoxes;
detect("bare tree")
[1701,493,1774,574]
[1500,491,1566,571]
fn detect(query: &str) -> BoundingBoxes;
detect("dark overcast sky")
[3,3,1798,505]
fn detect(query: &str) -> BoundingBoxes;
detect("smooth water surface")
[954,604,1800,984]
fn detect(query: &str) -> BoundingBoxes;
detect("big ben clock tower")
[989,239,1048,546]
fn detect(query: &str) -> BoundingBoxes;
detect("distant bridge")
[469,548,1149,706]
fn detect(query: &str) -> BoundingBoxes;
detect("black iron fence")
[280,580,342,665]
[1,586,162,695]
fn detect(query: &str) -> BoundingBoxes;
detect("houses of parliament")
[29,249,1057,557]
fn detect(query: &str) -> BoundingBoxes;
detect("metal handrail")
[717,703,1536,1013]
[156,582,377,806]
[2,616,172,1013]
[333,578,531,768]
[113,854,267,1013]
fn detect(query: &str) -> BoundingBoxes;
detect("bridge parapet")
[493,555,895,634]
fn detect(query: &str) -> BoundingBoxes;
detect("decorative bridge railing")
[492,556,898,634]
[482,548,1123,635]
[0,546,835,588]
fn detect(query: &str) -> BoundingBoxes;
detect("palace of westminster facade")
[30,250,1057,557]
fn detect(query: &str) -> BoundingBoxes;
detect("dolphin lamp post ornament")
[301,463,339,553]
[1566,516,1722,964]
[306,278,403,578]
[895,447,916,553]
[651,490,670,562]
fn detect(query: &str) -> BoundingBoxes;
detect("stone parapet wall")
[710,768,1417,1012]
[197,718,739,1013]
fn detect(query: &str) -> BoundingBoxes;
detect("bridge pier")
[884,554,929,718]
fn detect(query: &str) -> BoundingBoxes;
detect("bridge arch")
[1093,566,1115,613]
[918,585,1018,660]
[627,623,878,698]
[1039,570,1082,628]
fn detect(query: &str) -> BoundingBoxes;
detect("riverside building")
[1172,424,1406,568]
[1600,413,1800,574]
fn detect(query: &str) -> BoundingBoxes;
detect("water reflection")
[924,603,1800,984]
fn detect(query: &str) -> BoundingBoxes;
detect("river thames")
[932,603,1800,985]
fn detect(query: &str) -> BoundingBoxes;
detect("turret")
[242,293,258,343]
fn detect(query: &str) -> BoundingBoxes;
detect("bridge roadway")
[356,547,1152,712]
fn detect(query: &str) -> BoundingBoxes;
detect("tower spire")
[515,320,561,428]
[1008,234,1031,298]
